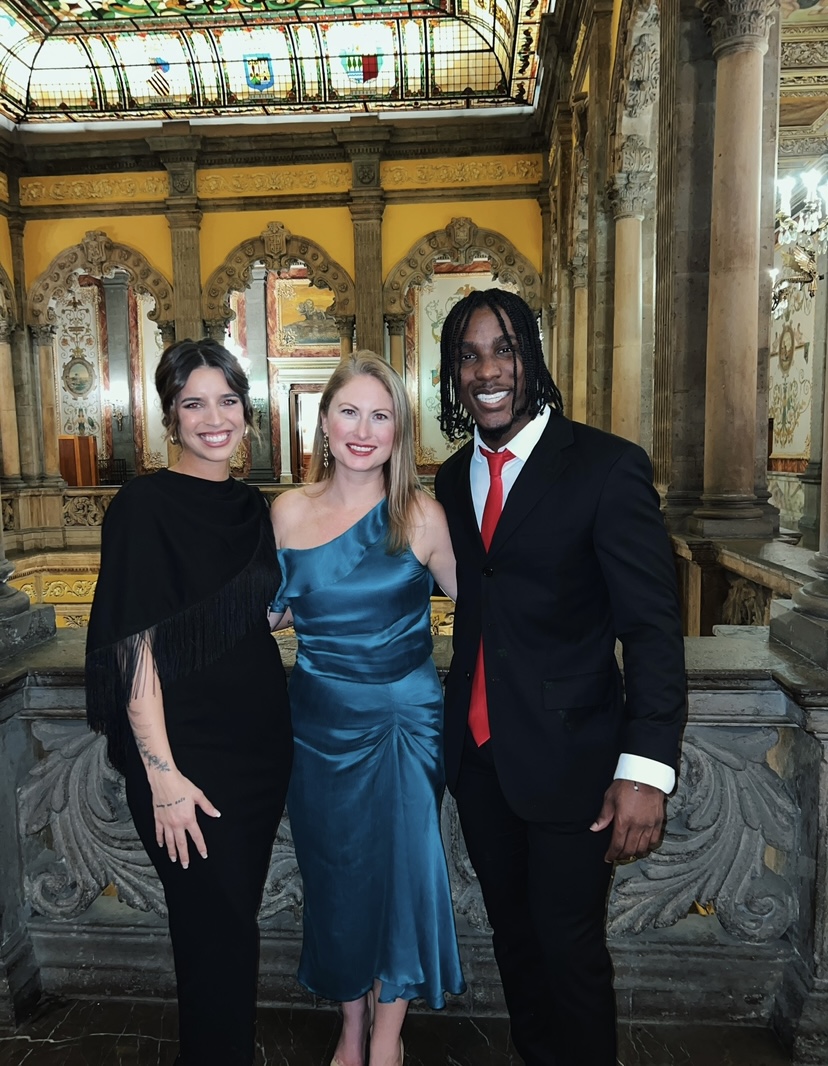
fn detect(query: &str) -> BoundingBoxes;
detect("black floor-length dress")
[86,469,292,1066]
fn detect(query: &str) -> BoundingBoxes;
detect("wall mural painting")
[769,283,814,465]
[54,275,110,461]
[406,265,517,472]
[271,274,340,352]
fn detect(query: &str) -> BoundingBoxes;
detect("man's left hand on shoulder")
[590,779,666,864]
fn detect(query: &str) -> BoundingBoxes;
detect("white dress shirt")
[470,408,675,795]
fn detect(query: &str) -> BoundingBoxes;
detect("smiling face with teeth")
[456,305,531,448]
[173,366,246,480]
[321,373,396,476]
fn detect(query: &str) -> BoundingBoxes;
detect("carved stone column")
[553,109,575,414]
[32,325,62,486]
[688,0,775,537]
[609,139,655,445]
[652,0,716,525]
[245,266,274,482]
[571,258,589,424]
[101,273,135,480]
[335,316,355,358]
[587,0,616,431]
[8,216,39,484]
[337,123,389,355]
[147,131,203,341]
[386,316,406,376]
[0,319,22,487]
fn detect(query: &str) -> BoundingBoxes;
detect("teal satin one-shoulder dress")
[275,499,465,1007]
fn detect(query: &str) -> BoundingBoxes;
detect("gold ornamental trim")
[0,174,8,204]
[381,156,542,190]
[197,164,351,199]
[19,173,169,206]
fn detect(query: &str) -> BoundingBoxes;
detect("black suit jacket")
[434,411,686,827]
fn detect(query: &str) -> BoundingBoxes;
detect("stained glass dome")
[0,0,551,124]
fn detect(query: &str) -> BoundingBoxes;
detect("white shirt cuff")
[614,753,675,794]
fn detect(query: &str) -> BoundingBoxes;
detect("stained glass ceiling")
[0,0,550,124]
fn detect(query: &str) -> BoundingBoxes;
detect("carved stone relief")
[696,0,775,56]
[19,717,798,951]
[2,498,14,532]
[0,262,17,332]
[28,232,174,330]
[721,576,773,626]
[62,495,112,527]
[624,32,660,117]
[608,727,798,944]
[202,223,356,329]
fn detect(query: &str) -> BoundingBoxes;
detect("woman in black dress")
[86,339,292,1066]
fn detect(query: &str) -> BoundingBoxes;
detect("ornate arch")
[0,262,17,332]
[383,217,542,318]
[202,222,356,330]
[27,231,174,328]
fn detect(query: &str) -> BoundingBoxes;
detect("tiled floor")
[0,997,792,1066]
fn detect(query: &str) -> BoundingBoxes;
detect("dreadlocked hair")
[439,288,563,441]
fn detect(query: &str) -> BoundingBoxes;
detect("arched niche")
[26,231,175,487]
[27,231,174,330]
[383,217,542,319]
[202,222,356,337]
[382,218,541,472]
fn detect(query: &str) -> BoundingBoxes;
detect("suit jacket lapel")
[442,443,480,551]
[488,414,574,555]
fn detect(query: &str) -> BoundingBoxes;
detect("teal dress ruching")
[276,499,465,1008]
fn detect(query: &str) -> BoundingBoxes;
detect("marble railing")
[0,628,826,1063]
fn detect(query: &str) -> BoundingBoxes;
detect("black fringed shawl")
[85,469,279,773]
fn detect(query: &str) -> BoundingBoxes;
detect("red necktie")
[468,447,515,746]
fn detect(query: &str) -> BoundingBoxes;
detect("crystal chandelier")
[773,169,826,318]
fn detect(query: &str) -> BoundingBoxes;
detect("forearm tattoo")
[136,736,170,773]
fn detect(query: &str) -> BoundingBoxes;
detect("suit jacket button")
[482,566,494,576]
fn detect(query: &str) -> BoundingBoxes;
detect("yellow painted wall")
[0,217,13,285]
[200,207,355,285]
[382,199,542,278]
[24,216,173,290]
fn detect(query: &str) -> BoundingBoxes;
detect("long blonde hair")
[307,350,421,553]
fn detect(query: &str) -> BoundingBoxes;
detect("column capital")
[696,0,774,58]
[608,171,655,221]
[385,314,407,338]
[165,207,203,230]
[570,254,588,288]
[0,317,12,343]
[204,319,229,342]
[30,324,55,345]
[348,190,385,223]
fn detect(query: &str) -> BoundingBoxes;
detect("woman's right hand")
[149,770,221,869]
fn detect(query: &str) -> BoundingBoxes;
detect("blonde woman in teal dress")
[269,351,464,1066]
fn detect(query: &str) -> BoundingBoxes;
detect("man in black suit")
[434,289,686,1066]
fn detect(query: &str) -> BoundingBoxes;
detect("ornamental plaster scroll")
[383,217,542,318]
[381,158,542,188]
[63,494,112,528]
[27,232,174,330]
[696,0,776,57]
[202,222,356,330]
[0,262,17,332]
[19,175,168,207]
[17,724,304,923]
[608,726,799,943]
[782,40,828,66]
[196,166,350,199]
[624,32,660,117]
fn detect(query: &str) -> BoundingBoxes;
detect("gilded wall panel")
[381,156,542,190]
[197,165,351,199]
[19,174,169,206]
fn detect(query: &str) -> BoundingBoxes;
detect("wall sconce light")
[103,389,128,432]
[250,387,269,431]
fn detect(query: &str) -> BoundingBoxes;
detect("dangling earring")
[323,433,330,469]
[170,430,179,446]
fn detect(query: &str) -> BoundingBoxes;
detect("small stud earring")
[323,433,330,469]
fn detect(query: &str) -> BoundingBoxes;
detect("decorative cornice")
[779,135,828,156]
[781,40,828,66]
[696,0,775,58]
[19,174,168,206]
